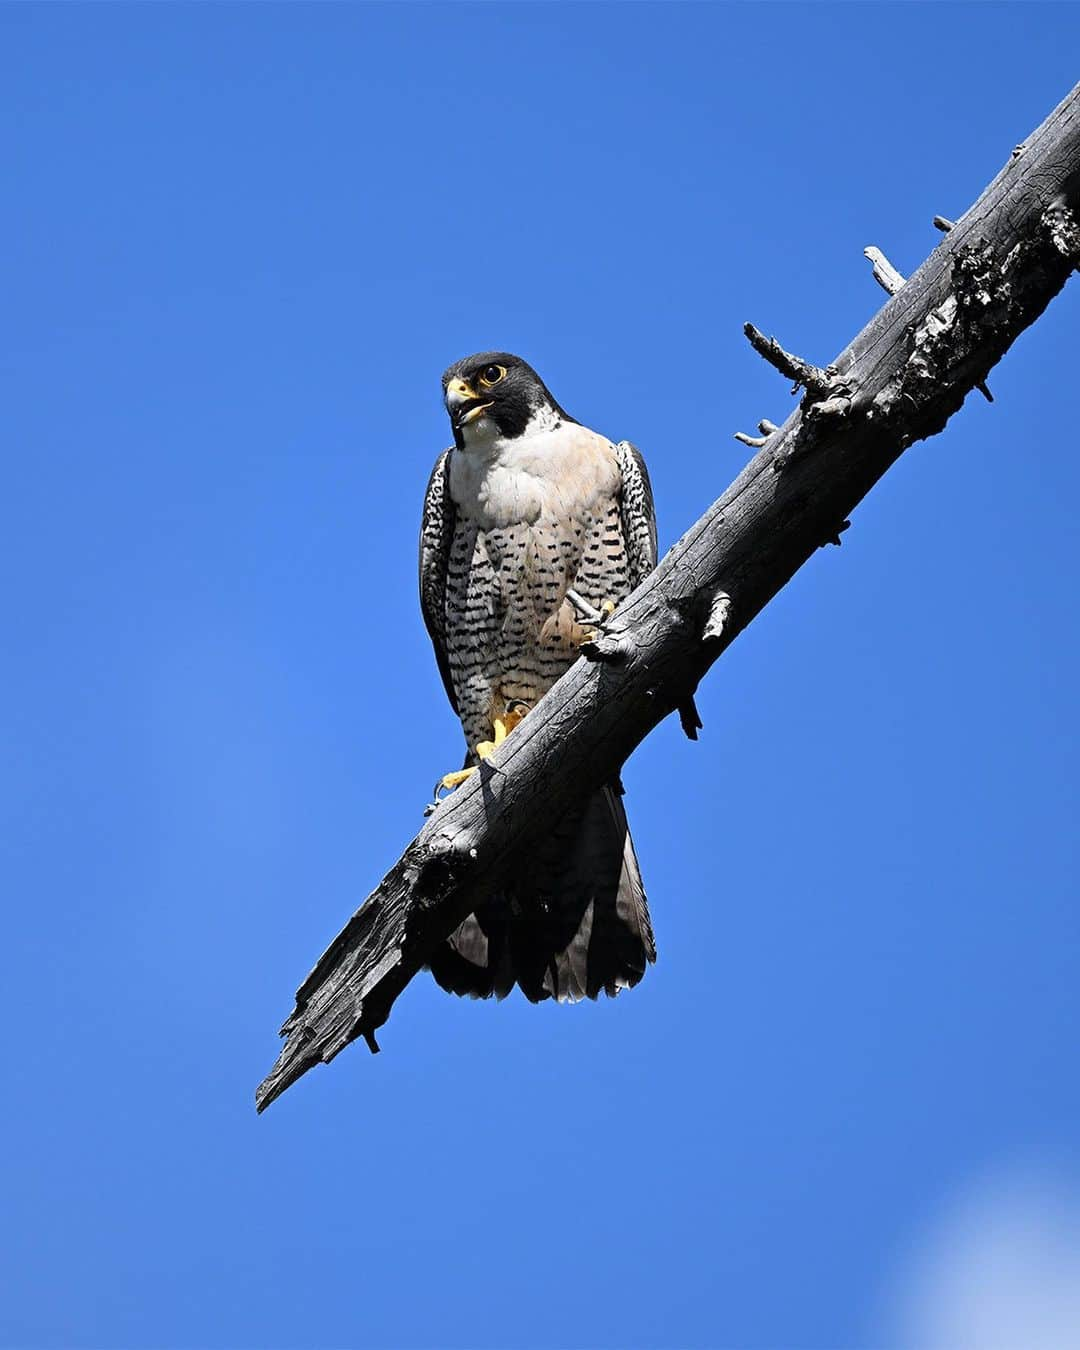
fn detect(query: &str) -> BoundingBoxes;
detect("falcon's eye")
[478,364,506,388]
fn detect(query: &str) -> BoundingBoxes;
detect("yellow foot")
[475,704,528,759]
[430,704,530,810]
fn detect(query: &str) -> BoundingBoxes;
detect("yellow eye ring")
[478,364,507,388]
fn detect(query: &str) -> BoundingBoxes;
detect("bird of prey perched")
[419,352,694,1003]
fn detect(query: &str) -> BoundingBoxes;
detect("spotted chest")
[443,421,632,729]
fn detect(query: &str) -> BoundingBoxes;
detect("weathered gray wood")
[864,245,906,297]
[256,82,1080,1113]
[864,244,995,402]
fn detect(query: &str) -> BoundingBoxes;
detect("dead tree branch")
[256,82,1080,1113]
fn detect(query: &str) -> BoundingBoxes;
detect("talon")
[427,763,478,813]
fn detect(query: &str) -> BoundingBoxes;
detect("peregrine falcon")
[419,352,665,1003]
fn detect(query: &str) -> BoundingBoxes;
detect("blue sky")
[4,4,1080,1348]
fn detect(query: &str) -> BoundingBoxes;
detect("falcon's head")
[442,351,573,449]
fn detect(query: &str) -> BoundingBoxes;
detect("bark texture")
[256,83,1080,1113]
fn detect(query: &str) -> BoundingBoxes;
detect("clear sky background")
[4,4,1080,1349]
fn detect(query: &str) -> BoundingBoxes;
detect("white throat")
[459,400,563,458]
[449,404,618,531]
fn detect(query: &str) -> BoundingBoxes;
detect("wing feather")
[615,440,658,587]
[616,439,702,740]
[418,448,458,712]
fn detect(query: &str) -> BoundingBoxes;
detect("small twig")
[568,590,627,657]
[743,323,830,398]
[566,588,604,625]
[733,417,781,449]
[864,246,906,297]
[933,216,955,233]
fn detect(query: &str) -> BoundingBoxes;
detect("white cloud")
[884,1169,1080,1350]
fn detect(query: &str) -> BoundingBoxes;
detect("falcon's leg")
[429,703,530,807]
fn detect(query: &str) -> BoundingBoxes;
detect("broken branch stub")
[864,245,906,297]
[742,323,830,399]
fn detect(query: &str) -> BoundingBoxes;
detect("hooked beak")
[445,377,493,427]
